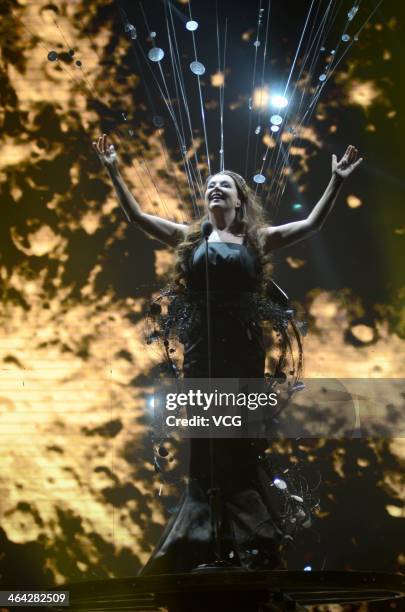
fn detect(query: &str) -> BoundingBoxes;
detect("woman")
[92,134,362,574]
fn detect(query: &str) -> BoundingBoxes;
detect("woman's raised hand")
[332,145,363,180]
[92,134,118,171]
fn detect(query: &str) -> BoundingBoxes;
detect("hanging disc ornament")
[125,23,137,40]
[271,125,280,133]
[291,495,304,503]
[273,477,287,490]
[318,73,327,82]
[341,34,350,42]
[270,114,283,126]
[253,174,266,184]
[190,61,206,75]
[186,20,199,31]
[152,115,165,128]
[348,6,359,21]
[148,47,164,62]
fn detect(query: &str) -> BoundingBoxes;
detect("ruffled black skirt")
[140,309,287,575]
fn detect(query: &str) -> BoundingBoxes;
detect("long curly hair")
[171,170,272,291]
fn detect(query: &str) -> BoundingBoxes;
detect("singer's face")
[205,174,241,212]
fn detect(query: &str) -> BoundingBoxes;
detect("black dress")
[140,241,293,575]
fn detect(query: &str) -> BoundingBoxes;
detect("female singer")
[93,134,362,573]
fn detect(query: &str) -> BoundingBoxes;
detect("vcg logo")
[212,415,242,427]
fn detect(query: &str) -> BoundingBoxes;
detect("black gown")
[140,241,289,575]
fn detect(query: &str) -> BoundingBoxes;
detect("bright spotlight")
[271,94,288,109]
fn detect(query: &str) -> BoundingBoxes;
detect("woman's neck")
[209,208,236,230]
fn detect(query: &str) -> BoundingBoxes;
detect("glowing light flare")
[262,133,276,148]
[350,325,374,343]
[242,29,254,42]
[286,256,306,269]
[270,94,288,109]
[252,87,269,109]
[386,505,402,517]
[347,80,381,109]
[211,72,224,87]
[347,195,362,208]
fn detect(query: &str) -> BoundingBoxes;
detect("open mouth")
[209,192,225,201]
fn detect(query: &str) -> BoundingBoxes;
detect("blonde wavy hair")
[171,170,272,291]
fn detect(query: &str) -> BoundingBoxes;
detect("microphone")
[201,220,213,240]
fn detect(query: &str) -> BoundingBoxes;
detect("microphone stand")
[193,222,236,572]
[204,233,222,564]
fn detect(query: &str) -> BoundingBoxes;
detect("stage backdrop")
[0,0,403,605]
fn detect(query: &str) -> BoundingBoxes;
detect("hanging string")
[244,0,263,179]
[140,0,205,208]
[252,0,271,180]
[253,0,318,202]
[269,0,332,214]
[303,0,377,123]
[188,0,211,176]
[121,9,200,216]
[216,4,228,173]
[271,0,374,217]
[165,0,205,199]
[256,0,340,211]
[124,26,188,219]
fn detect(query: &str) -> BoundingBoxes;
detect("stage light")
[270,94,288,109]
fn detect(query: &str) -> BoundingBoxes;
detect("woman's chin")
[209,200,226,210]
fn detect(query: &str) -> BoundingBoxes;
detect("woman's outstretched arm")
[259,145,363,253]
[92,134,188,247]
